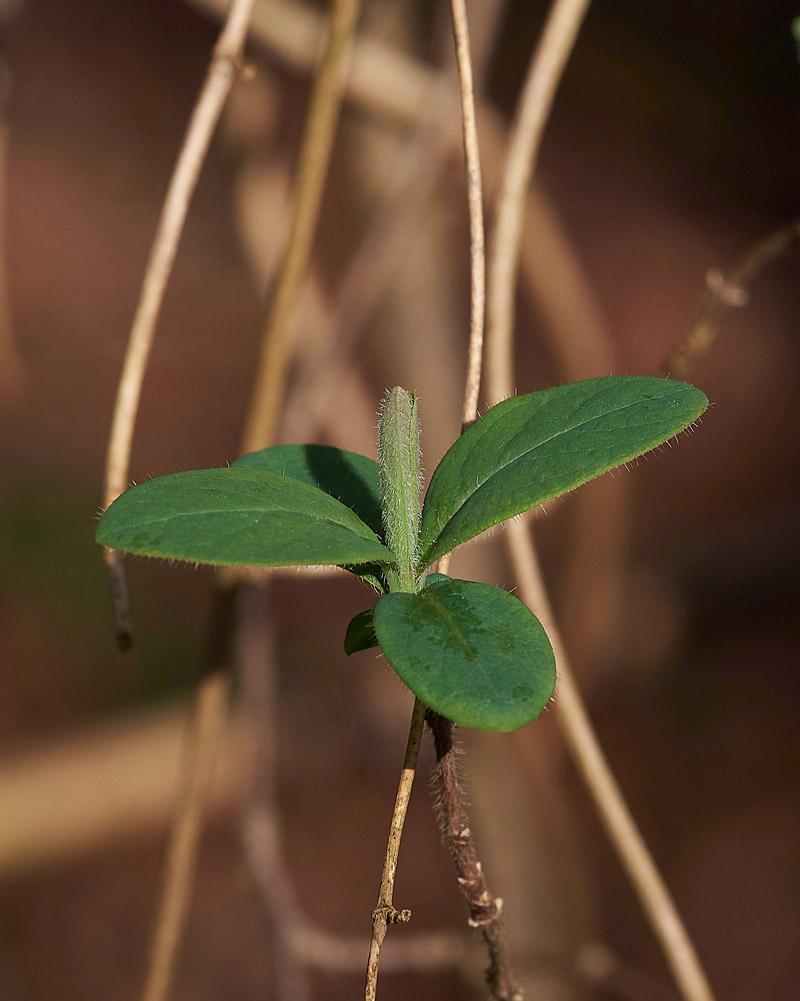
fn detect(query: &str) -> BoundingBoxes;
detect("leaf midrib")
[108,503,390,551]
[421,393,660,560]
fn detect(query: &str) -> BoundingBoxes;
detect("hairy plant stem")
[378,387,421,594]
[426,711,523,1001]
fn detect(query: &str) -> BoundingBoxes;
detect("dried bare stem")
[504,522,716,1001]
[660,219,800,379]
[97,5,256,1000]
[102,0,257,646]
[517,185,627,674]
[140,1,363,995]
[485,0,591,405]
[450,0,486,429]
[141,596,235,1001]
[365,697,427,1001]
[484,3,715,1000]
[484,11,716,996]
[239,0,363,454]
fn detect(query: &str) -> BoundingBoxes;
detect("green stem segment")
[378,388,421,593]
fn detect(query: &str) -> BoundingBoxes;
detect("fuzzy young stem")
[426,711,522,1001]
[378,388,421,593]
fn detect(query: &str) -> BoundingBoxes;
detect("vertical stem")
[450,0,486,429]
[378,387,421,593]
[427,712,522,1001]
[365,697,427,1000]
[483,2,715,999]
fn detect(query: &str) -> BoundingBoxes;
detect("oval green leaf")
[372,579,556,731]
[344,608,378,655]
[235,444,383,539]
[419,376,707,567]
[97,467,393,568]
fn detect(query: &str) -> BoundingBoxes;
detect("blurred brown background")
[0,0,798,999]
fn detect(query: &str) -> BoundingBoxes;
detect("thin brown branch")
[426,711,523,1001]
[101,0,257,646]
[365,696,426,1001]
[239,0,364,454]
[659,219,800,379]
[450,0,486,429]
[485,0,591,405]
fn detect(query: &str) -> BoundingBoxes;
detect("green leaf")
[372,579,556,731]
[234,444,383,539]
[97,467,394,568]
[419,376,707,567]
[344,609,378,655]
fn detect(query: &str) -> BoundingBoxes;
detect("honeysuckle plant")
[96,376,707,730]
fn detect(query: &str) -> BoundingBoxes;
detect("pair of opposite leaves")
[97,376,708,731]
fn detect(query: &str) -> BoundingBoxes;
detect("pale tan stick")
[142,666,232,1001]
[450,0,486,428]
[505,522,715,1001]
[484,5,716,994]
[660,219,800,379]
[422,8,524,997]
[101,0,257,646]
[239,0,363,454]
[485,0,591,406]
[365,697,426,1001]
[189,0,437,125]
[141,1,363,994]
[366,4,493,989]
[518,186,627,674]
[98,3,256,996]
